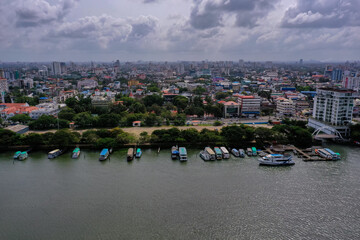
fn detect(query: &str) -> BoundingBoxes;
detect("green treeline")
[0,121,313,149]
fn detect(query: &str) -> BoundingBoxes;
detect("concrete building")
[342,72,360,91]
[239,96,261,118]
[0,103,38,119]
[223,101,240,118]
[0,78,9,93]
[29,103,64,119]
[52,62,62,75]
[308,88,355,138]
[77,79,98,90]
[276,98,295,117]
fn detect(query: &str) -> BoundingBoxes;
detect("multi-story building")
[239,96,261,118]
[77,79,98,90]
[0,103,38,119]
[29,103,65,119]
[308,88,355,138]
[223,101,240,118]
[276,98,295,117]
[0,78,9,93]
[52,62,62,75]
[342,72,360,91]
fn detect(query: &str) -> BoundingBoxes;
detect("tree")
[215,92,230,100]
[22,133,44,146]
[9,114,32,124]
[51,129,80,147]
[181,128,200,143]
[129,102,146,113]
[173,96,188,112]
[142,94,164,107]
[74,112,95,128]
[193,86,206,95]
[65,97,78,109]
[29,115,56,130]
[0,129,19,146]
[58,107,76,121]
[145,113,158,127]
[173,114,186,126]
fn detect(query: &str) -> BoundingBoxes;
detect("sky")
[1,0,360,62]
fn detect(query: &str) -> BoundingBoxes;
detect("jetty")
[265,145,332,161]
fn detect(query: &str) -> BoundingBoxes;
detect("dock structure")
[266,145,332,162]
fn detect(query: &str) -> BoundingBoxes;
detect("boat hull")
[259,161,295,166]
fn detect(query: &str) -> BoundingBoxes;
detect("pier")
[266,145,335,161]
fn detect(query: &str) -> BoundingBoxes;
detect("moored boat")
[171,146,179,160]
[72,148,81,159]
[246,148,252,156]
[324,148,341,160]
[214,147,222,160]
[135,148,142,158]
[48,149,62,159]
[18,152,28,161]
[239,149,245,158]
[127,148,134,161]
[200,150,211,161]
[99,148,109,161]
[315,148,333,160]
[205,147,216,161]
[179,147,187,162]
[220,147,230,159]
[258,154,294,166]
[252,147,257,156]
[231,148,240,157]
[13,151,22,159]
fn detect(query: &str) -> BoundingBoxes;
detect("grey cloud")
[281,0,360,28]
[143,0,159,3]
[189,0,279,29]
[49,15,158,48]
[15,0,79,27]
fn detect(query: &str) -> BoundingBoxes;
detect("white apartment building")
[277,99,295,117]
[29,103,65,119]
[0,78,9,93]
[308,88,355,138]
[342,72,360,91]
[77,79,98,90]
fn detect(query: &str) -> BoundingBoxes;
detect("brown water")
[0,146,359,239]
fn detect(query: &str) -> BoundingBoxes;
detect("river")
[0,146,359,239]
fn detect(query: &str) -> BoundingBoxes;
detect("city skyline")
[1,0,360,62]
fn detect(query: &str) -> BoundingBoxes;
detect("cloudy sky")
[1,0,360,62]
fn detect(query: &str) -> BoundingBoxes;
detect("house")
[132,121,141,127]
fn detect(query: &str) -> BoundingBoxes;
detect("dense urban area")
[1,60,360,149]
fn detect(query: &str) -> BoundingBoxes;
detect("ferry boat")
[48,149,62,159]
[13,151,22,159]
[258,154,294,166]
[18,152,28,161]
[220,147,230,159]
[199,150,211,161]
[127,148,134,161]
[72,148,81,159]
[231,148,240,157]
[214,147,222,160]
[246,148,252,156]
[135,148,142,158]
[252,147,257,156]
[205,147,216,161]
[171,146,179,160]
[179,147,187,162]
[315,148,333,160]
[324,148,341,160]
[239,149,245,158]
[99,148,109,161]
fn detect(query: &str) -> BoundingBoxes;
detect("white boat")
[258,154,294,166]
[200,151,211,161]
[220,147,230,159]
[231,148,240,157]
[179,147,187,162]
[239,149,245,158]
[315,149,333,160]
[324,148,341,160]
[246,148,252,156]
[205,147,216,161]
[171,146,179,160]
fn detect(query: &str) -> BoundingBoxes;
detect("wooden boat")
[214,147,222,160]
[72,148,81,159]
[48,149,62,159]
[13,151,21,159]
[18,152,28,161]
[135,148,142,158]
[239,149,245,158]
[99,149,109,161]
[220,147,230,159]
[205,147,216,161]
[127,148,134,161]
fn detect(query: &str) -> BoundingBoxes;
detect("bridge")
[312,126,343,140]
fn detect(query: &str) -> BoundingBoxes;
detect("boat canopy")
[100,149,108,155]
[49,149,60,154]
[179,147,187,155]
[252,147,257,152]
[73,148,80,153]
[137,148,141,153]
[324,148,337,155]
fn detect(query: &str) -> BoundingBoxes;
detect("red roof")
[239,96,254,99]
[224,101,239,106]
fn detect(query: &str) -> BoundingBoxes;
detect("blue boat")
[99,148,109,161]
[135,148,142,158]
[171,146,179,160]
[324,148,341,160]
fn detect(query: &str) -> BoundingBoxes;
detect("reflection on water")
[0,146,359,239]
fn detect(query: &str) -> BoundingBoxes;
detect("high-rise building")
[331,69,343,81]
[308,87,355,138]
[342,71,360,91]
[52,62,62,75]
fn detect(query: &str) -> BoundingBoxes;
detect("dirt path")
[28,124,272,137]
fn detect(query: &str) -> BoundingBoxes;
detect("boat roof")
[214,148,222,154]
[21,152,27,154]
[252,147,257,151]
[49,149,60,154]
[270,154,283,157]
[73,148,80,152]
[136,148,141,153]
[15,151,21,154]
[205,147,215,155]
[324,148,336,155]
[220,147,229,153]
[100,149,109,155]
[179,147,187,154]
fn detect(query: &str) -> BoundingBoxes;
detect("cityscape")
[1,0,360,239]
